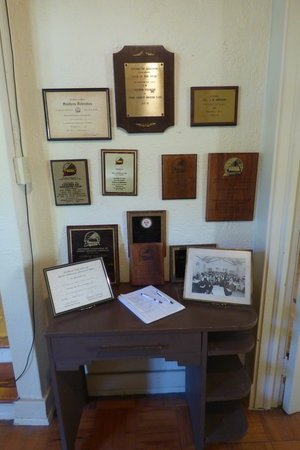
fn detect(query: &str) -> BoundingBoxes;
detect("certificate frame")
[43,258,114,316]
[42,88,112,140]
[169,243,217,283]
[67,224,119,285]
[50,159,91,206]
[127,210,166,256]
[190,86,238,126]
[101,149,137,196]
[183,247,252,306]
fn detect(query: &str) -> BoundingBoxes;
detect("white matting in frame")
[43,258,114,316]
[183,248,252,305]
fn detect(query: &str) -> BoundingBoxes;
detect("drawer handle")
[94,344,166,352]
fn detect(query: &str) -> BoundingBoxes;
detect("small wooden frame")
[127,210,166,256]
[191,86,238,126]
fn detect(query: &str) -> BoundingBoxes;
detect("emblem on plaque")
[223,157,244,176]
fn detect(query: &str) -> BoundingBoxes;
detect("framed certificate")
[67,224,119,285]
[101,149,137,195]
[43,259,114,316]
[42,88,112,140]
[50,159,91,206]
[191,86,238,126]
[127,210,166,256]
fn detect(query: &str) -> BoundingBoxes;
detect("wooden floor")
[1,395,300,450]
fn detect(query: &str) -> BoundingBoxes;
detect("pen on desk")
[141,292,162,304]
[156,290,174,304]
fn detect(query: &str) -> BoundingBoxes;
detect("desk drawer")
[50,333,203,369]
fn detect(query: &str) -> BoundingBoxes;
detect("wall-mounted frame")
[169,243,217,283]
[113,45,174,133]
[43,259,114,316]
[183,247,252,306]
[127,210,166,256]
[67,224,119,285]
[50,159,91,206]
[42,88,112,140]
[101,149,137,196]
[190,86,238,126]
[162,154,197,200]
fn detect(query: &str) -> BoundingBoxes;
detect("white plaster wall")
[2,0,273,411]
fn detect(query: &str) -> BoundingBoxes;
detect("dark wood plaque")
[113,45,174,133]
[162,154,197,199]
[206,153,259,221]
[129,243,164,286]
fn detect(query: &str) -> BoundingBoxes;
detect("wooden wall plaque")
[113,45,174,133]
[162,154,197,199]
[129,243,164,286]
[206,153,259,221]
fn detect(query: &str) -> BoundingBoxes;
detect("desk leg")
[51,367,88,450]
[186,364,206,450]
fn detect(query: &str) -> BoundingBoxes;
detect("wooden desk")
[46,283,257,450]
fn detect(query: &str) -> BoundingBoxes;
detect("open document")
[118,285,185,324]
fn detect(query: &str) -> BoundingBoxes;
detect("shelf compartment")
[208,330,255,355]
[206,355,251,402]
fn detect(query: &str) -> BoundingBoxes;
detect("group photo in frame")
[127,210,166,256]
[67,224,120,285]
[190,86,239,126]
[183,247,252,305]
[169,243,217,283]
[101,149,137,196]
[43,259,114,316]
[42,88,112,140]
[50,159,91,206]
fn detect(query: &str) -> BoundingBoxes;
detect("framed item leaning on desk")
[183,247,252,305]
[43,259,114,316]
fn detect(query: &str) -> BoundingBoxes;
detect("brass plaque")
[206,153,259,221]
[125,62,164,117]
[113,45,174,133]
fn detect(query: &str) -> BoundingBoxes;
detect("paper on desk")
[118,285,185,324]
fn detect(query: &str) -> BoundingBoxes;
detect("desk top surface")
[46,283,257,337]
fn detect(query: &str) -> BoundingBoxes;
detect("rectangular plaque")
[162,154,197,200]
[43,259,114,316]
[191,86,238,126]
[42,88,112,140]
[67,224,119,284]
[206,153,259,221]
[130,243,164,286]
[101,149,137,195]
[50,159,91,206]
[113,45,174,133]
[127,210,166,256]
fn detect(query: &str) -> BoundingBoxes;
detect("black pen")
[156,290,174,304]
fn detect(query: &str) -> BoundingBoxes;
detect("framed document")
[162,154,197,200]
[43,259,114,316]
[50,159,91,206]
[183,247,252,306]
[42,88,112,140]
[113,45,174,133]
[130,243,164,286]
[169,243,217,283]
[206,153,259,221]
[127,210,166,256]
[101,149,137,196]
[191,86,238,126]
[67,224,119,284]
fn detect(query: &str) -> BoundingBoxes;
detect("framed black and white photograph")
[127,210,166,256]
[42,88,112,140]
[183,248,252,305]
[67,224,119,285]
[43,259,114,316]
[169,243,217,283]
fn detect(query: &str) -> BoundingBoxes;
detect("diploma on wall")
[118,285,185,324]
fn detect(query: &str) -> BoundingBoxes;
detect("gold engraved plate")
[125,62,164,117]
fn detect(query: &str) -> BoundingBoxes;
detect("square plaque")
[127,210,166,256]
[162,154,197,199]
